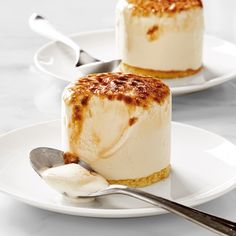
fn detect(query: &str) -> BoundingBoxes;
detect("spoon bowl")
[29,147,64,176]
[30,147,93,176]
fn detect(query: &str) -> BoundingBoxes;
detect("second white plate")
[35,29,236,95]
[0,120,235,218]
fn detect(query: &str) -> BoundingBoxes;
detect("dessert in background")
[116,0,204,78]
[62,72,171,187]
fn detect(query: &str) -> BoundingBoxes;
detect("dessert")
[42,163,108,201]
[62,72,171,187]
[116,0,204,78]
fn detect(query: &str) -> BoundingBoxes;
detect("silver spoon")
[29,13,121,72]
[30,147,236,236]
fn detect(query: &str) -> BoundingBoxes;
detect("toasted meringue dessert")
[116,0,204,78]
[62,72,171,187]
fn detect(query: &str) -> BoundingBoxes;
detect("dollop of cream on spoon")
[41,163,108,203]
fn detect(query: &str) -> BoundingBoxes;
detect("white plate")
[0,120,236,218]
[35,29,236,96]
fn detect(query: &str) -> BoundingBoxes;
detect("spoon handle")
[29,13,81,55]
[29,13,99,66]
[116,187,236,236]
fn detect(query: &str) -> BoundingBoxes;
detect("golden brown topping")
[81,96,90,106]
[63,152,79,164]
[147,25,159,35]
[129,117,138,126]
[147,25,159,41]
[127,0,203,16]
[64,72,170,108]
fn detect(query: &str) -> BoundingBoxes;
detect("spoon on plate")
[29,13,121,74]
[30,147,236,236]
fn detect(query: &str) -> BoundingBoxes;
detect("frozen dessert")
[62,72,171,187]
[116,0,204,78]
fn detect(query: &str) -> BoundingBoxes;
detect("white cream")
[62,94,171,180]
[42,164,108,197]
[116,0,204,71]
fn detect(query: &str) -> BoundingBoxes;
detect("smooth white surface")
[1,0,236,235]
[0,120,235,218]
[35,30,236,95]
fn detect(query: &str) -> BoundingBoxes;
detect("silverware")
[77,59,121,75]
[30,147,236,236]
[29,13,121,73]
[29,147,93,176]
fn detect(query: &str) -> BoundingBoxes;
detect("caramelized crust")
[64,72,170,108]
[63,152,79,164]
[129,117,138,126]
[127,0,203,16]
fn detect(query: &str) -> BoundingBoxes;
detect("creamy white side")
[62,94,171,180]
[116,0,204,71]
[42,164,108,197]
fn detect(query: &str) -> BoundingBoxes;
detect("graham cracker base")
[108,165,170,188]
[121,63,202,79]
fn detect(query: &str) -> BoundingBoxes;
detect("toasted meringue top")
[127,0,203,16]
[63,72,170,108]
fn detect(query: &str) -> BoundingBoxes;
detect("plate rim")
[0,120,235,218]
[34,29,236,96]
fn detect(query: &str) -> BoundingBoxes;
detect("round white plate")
[0,120,236,218]
[35,29,236,95]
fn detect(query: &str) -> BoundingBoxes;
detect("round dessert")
[116,0,204,78]
[62,72,171,187]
